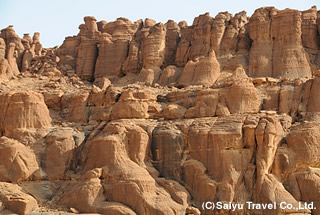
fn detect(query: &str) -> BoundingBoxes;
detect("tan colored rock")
[32,32,42,56]
[93,77,111,90]
[0,38,14,80]
[258,174,309,214]
[82,121,186,214]
[21,38,31,51]
[97,20,107,32]
[103,17,139,40]
[32,32,40,44]
[65,92,90,123]
[76,39,97,81]
[0,182,38,215]
[122,40,140,74]
[295,168,320,214]
[156,178,190,207]
[0,91,52,140]
[158,65,182,86]
[111,90,158,119]
[120,20,144,74]
[188,13,213,60]
[0,26,24,74]
[301,7,319,50]
[3,8,320,214]
[61,177,136,214]
[249,8,312,79]
[304,78,320,112]
[6,43,19,76]
[224,67,260,114]
[262,85,280,111]
[177,51,220,86]
[59,17,97,79]
[142,23,166,68]
[164,20,180,66]
[84,16,99,34]
[185,89,219,118]
[211,12,230,53]
[43,91,63,111]
[94,33,128,80]
[286,122,320,168]
[23,33,32,46]
[175,25,193,66]
[188,116,250,183]
[45,128,84,179]
[220,11,248,53]
[0,38,5,60]
[272,9,312,78]
[248,7,273,77]
[255,116,283,200]
[183,160,217,206]
[215,99,230,116]
[0,201,4,213]
[136,67,161,85]
[125,124,149,166]
[0,137,38,182]
[0,25,25,54]
[88,87,120,121]
[152,126,184,179]
[162,104,186,119]
[21,50,33,73]
[0,59,11,80]
[56,36,80,68]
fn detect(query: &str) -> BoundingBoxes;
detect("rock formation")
[0,5,320,215]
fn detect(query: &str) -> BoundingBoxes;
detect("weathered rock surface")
[0,182,38,215]
[0,137,38,183]
[44,128,84,180]
[0,91,51,142]
[0,5,320,215]
[177,51,220,87]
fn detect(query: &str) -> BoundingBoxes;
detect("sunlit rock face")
[0,6,320,214]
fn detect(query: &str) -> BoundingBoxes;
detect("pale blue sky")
[0,0,319,47]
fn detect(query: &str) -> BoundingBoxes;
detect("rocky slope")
[0,6,320,215]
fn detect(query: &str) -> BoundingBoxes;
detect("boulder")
[0,182,38,215]
[0,137,38,182]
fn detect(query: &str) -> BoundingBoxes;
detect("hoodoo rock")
[0,91,51,141]
[177,50,220,86]
[0,6,320,215]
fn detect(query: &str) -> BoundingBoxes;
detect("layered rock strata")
[0,6,320,215]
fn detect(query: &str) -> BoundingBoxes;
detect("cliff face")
[0,6,320,215]
[56,6,320,85]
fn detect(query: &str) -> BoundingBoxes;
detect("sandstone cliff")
[0,6,320,215]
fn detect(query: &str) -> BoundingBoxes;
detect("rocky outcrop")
[248,8,313,78]
[111,89,159,119]
[177,51,220,86]
[53,7,320,87]
[0,137,38,183]
[248,7,273,77]
[76,121,186,214]
[0,38,13,80]
[1,5,320,215]
[76,39,97,81]
[0,38,6,60]
[0,182,38,215]
[142,23,166,68]
[44,128,84,180]
[0,91,51,141]
[95,18,140,80]
[272,9,312,78]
